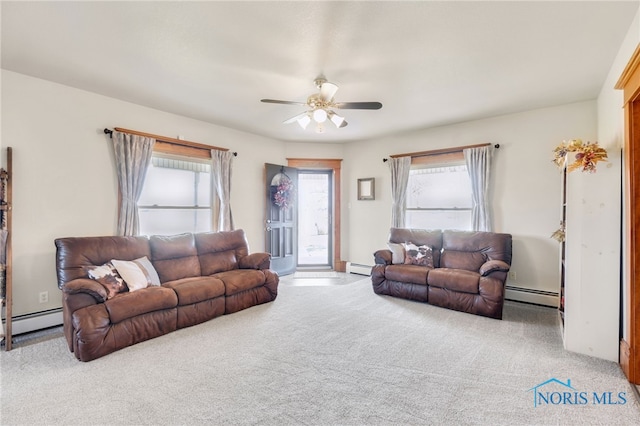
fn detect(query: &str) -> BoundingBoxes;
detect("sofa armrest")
[374,249,393,265]
[61,278,107,303]
[239,252,272,270]
[479,260,510,277]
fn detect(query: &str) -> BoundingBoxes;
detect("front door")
[265,163,298,276]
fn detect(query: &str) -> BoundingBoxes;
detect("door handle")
[266,226,272,231]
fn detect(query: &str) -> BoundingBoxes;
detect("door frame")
[615,43,640,384]
[287,158,346,271]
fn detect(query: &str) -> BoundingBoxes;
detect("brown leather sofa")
[55,229,278,361]
[371,228,512,319]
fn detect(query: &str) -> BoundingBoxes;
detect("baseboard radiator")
[346,262,372,276]
[505,285,558,307]
[2,308,63,336]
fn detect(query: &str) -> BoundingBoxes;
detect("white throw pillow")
[387,242,405,264]
[111,256,161,292]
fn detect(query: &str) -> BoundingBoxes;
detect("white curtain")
[464,145,492,232]
[389,156,411,228]
[211,149,234,232]
[112,131,155,236]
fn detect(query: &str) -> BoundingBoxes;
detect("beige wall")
[341,102,597,301]
[1,70,286,316]
[596,9,640,349]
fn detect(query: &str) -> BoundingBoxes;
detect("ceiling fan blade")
[319,82,339,102]
[333,101,383,110]
[283,111,309,124]
[261,99,307,106]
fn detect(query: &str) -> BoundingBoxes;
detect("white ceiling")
[2,1,638,143]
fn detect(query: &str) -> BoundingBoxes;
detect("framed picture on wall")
[357,178,375,200]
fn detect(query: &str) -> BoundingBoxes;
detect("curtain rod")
[103,128,237,156]
[382,143,499,162]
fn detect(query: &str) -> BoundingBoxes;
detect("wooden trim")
[618,43,640,384]
[286,158,344,271]
[621,338,632,380]
[411,151,464,166]
[389,142,491,159]
[287,158,342,169]
[616,43,640,91]
[153,141,212,160]
[113,127,229,155]
[3,148,12,351]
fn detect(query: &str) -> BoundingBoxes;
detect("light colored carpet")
[1,278,639,425]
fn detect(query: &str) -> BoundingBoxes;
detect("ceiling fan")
[261,77,382,133]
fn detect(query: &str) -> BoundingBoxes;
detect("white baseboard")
[505,286,558,307]
[346,262,372,276]
[3,309,63,336]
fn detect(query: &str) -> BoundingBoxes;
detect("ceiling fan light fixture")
[313,108,328,123]
[262,76,382,133]
[329,111,346,128]
[297,114,311,130]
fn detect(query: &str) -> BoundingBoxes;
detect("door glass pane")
[297,172,330,266]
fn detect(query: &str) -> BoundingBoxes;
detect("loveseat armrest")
[239,252,272,270]
[374,249,393,265]
[479,260,510,277]
[61,278,108,303]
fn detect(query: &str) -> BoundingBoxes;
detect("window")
[138,154,211,236]
[405,161,472,231]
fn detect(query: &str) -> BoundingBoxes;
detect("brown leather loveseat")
[371,228,512,319]
[55,229,278,361]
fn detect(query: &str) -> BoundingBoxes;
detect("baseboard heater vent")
[346,262,372,276]
[3,308,63,336]
[505,285,559,308]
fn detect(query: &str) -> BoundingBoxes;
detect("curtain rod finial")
[494,144,500,149]
[383,158,388,163]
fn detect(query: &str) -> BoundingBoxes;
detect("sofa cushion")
[402,242,434,267]
[427,268,480,294]
[214,269,268,296]
[385,264,429,285]
[439,250,486,272]
[195,230,249,275]
[150,233,201,283]
[199,250,238,275]
[441,230,512,271]
[104,286,178,324]
[86,262,127,299]
[162,276,225,305]
[56,236,151,287]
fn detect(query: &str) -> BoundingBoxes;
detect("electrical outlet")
[38,291,48,304]
[508,271,517,281]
